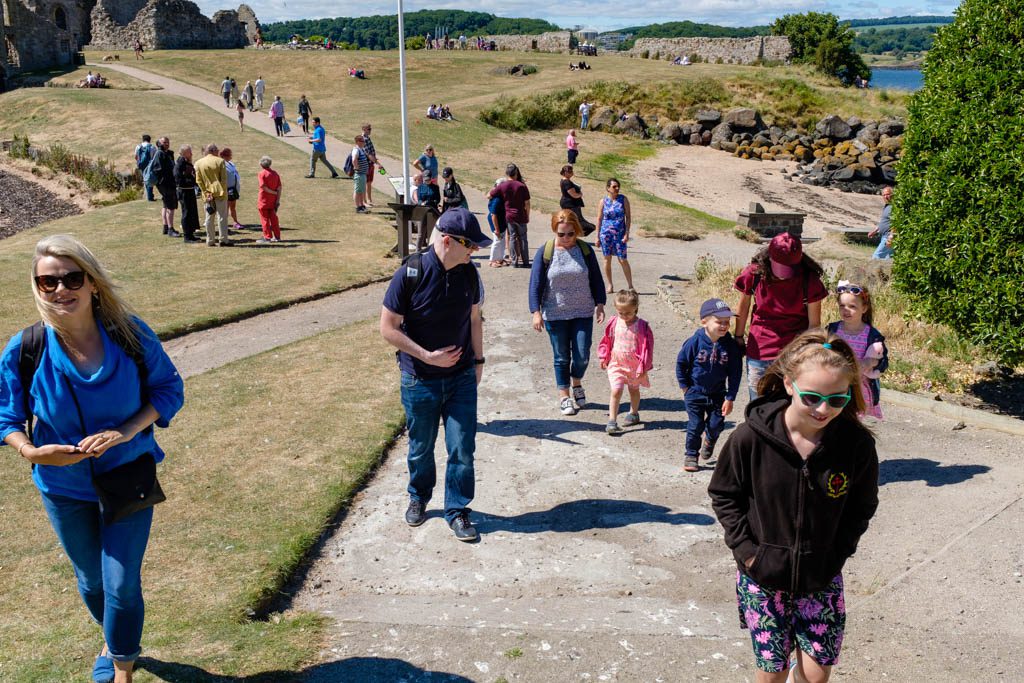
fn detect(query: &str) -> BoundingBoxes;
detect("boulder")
[709,121,735,145]
[589,106,618,132]
[880,163,898,184]
[878,119,906,137]
[815,114,853,140]
[769,126,785,143]
[856,124,880,146]
[689,132,704,146]
[833,167,856,182]
[877,134,904,156]
[700,130,712,145]
[723,107,763,130]
[719,140,738,153]
[695,108,722,128]
[752,134,772,148]
[658,123,682,143]
[846,116,862,131]
[614,113,648,138]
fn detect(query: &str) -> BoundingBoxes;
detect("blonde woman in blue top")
[0,235,184,683]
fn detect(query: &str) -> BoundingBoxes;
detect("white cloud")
[194,0,957,30]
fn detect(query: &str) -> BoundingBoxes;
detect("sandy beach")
[633,145,884,237]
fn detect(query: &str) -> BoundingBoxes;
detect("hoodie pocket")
[747,542,792,591]
[796,549,846,593]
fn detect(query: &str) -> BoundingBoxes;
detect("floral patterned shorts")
[736,570,846,673]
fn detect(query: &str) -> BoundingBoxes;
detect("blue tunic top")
[0,319,185,501]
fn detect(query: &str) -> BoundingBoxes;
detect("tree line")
[261,10,560,49]
[853,27,936,55]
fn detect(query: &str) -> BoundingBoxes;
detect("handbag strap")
[62,373,96,477]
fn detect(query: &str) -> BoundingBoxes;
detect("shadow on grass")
[878,458,990,487]
[137,656,474,682]
[474,498,715,535]
[968,376,1024,420]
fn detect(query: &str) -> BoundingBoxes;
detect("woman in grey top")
[528,209,607,416]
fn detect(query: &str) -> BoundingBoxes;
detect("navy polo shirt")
[382,248,480,379]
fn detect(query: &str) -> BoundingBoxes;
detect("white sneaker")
[560,397,578,416]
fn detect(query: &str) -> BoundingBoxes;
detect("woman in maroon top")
[733,233,826,400]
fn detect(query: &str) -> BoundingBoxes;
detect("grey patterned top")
[542,245,596,321]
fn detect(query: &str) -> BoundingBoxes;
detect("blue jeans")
[401,366,477,523]
[40,492,153,662]
[544,317,593,390]
[144,183,154,201]
[872,236,893,259]
[747,357,773,401]
[685,393,726,457]
[581,113,590,129]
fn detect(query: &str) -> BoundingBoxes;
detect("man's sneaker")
[304,174,315,179]
[356,206,367,213]
[255,238,271,245]
[449,512,478,542]
[606,420,623,435]
[572,385,586,408]
[700,439,715,461]
[404,499,427,527]
[622,412,640,427]
[330,173,340,179]
[560,397,578,416]
[683,456,700,473]
[166,228,181,238]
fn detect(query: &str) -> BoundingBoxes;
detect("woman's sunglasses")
[792,381,852,409]
[836,283,864,295]
[556,230,576,238]
[35,271,86,293]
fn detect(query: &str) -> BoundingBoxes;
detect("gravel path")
[0,165,82,239]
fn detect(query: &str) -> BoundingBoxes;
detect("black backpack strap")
[17,322,46,441]
[401,251,424,314]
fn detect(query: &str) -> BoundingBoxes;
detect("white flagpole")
[397,0,411,256]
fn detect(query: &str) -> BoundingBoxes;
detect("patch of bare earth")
[0,161,84,239]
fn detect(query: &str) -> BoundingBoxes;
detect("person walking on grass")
[350,135,370,212]
[220,76,232,107]
[596,177,633,292]
[0,234,184,683]
[490,163,531,268]
[529,209,606,416]
[194,144,231,247]
[220,147,243,232]
[173,144,198,242]
[380,208,491,542]
[297,95,312,134]
[709,330,879,683]
[269,96,285,137]
[254,75,265,110]
[256,156,282,244]
[598,289,653,435]
[150,137,177,236]
[676,298,743,472]
[361,122,380,206]
[306,117,339,179]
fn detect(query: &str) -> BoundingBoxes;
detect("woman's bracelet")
[18,442,33,458]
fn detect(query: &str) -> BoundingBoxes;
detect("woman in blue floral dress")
[595,178,633,292]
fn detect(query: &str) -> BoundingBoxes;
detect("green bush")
[10,134,31,158]
[894,0,1024,364]
[405,35,425,50]
[772,12,869,84]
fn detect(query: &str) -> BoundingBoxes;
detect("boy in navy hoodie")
[677,298,743,472]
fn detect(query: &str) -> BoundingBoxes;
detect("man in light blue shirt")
[868,186,894,259]
[305,117,339,179]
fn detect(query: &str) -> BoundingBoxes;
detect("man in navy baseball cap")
[436,206,492,249]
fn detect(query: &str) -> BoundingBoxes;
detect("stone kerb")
[630,36,791,65]
[481,31,572,53]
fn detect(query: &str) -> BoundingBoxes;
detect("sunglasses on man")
[35,271,87,293]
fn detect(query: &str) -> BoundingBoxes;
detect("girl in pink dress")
[826,281,888,419]
[598,290,654,434]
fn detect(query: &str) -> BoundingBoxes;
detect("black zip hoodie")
[708,395,879,593]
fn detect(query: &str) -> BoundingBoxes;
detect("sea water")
[869,68,924,92]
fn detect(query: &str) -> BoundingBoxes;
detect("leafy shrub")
[894,0,1024,364]
[772,12,869,84]
[522,64,538,76]
[405,36,425,50]
[10,134,31,158]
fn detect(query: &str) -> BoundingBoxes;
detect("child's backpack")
[343,152,354,177]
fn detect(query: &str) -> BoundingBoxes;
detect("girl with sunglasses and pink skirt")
[826,281,888,419]
[709,330,879,683]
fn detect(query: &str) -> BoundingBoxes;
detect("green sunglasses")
[792,381,852,409]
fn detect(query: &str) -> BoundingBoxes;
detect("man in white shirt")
[579,101,591,130]
[254,76,265,110]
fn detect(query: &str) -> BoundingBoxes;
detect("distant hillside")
[844,15,954,28]
[611,20,769,40]
[854,26,937,54]
[262,10,560,49]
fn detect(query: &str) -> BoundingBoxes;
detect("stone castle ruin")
[1,0,259,90]
[629,36,792,65]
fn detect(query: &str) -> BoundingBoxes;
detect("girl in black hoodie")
[708,330,879,683]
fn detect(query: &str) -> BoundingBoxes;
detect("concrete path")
[98,64,1024,681]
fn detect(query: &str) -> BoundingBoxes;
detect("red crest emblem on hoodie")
[826,472,849,499]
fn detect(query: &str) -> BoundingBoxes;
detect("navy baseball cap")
[437,207,492,248]
[700,298,736,319]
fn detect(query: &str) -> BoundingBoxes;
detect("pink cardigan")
[597,316,654,371]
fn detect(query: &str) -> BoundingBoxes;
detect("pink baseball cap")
[768,233,803,279]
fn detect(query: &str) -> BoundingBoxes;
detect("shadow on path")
[479,417,605,444]
[879,458,990,487]
[138,656,475,683]
[474,498,714,535]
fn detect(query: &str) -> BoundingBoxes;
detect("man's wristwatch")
[474,357,486,365]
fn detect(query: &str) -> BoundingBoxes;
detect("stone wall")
[89,0,250,50]
[629,36,791,65]
[1,0,76,74]
[481,31,571,53]
[236,3,259,44]
[21,0,93,47]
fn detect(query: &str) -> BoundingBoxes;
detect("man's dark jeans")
[401,366,477,523]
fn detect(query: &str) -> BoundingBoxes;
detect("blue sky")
[205,1,961,30]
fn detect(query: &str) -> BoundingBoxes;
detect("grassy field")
[89,48,907,239]
[44,65,161,91]
[0,319,404,680]
[0,86,397,342]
